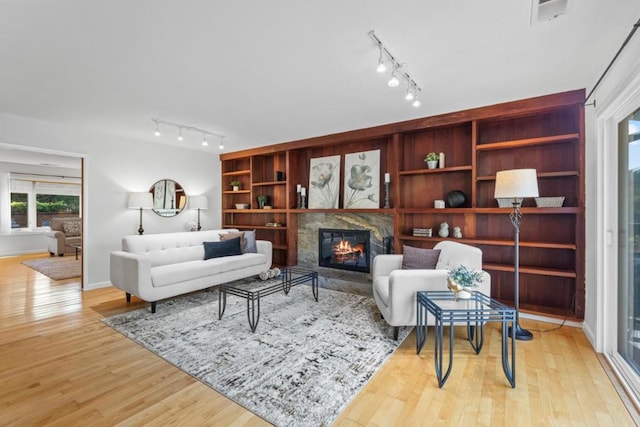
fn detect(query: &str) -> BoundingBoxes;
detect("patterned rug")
[103,279,410,426]
[22,256,81,280]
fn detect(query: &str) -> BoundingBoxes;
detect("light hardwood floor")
[1,253,637,426]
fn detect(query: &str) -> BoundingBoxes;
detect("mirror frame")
[149,179,187,217]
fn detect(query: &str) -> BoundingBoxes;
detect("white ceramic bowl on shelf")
[235,203,249,209]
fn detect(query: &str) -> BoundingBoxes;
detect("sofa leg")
[393,326,399,341]
[126,292,131,303]
[150,301,156,313]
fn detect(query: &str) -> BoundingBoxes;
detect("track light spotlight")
[412,98,421,107]
[219,137,224,150]
[388,64,399,87]
[177,128,184,141]
[154,121,161,136]
[202,133,208,147]
[405,84,415,100]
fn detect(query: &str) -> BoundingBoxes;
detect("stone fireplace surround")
[296,213,393,296]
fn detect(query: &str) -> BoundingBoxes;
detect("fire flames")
[332,240,364,263]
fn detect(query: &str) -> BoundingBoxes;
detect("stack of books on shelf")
[412,228,432,237]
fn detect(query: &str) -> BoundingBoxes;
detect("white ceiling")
[1,0,640,155]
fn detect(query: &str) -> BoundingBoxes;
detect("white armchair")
[372,241,491,339]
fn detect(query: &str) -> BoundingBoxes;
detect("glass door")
[618,107,640,376]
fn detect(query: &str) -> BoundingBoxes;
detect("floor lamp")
[494,169,539,341]
[189,195,208,231]
[128,192,153,235]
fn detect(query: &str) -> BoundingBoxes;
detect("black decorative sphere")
[446,190,467,208]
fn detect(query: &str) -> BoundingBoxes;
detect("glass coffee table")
[416,291,516,388]
[218,267,318,332]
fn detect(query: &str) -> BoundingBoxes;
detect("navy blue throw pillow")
[204,238,242,260]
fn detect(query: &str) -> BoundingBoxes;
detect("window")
[9,176,81,231]
[10,192,28,228]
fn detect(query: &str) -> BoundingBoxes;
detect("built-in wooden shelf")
[483,263,576,278]
[399,165,472,176]
[476,133,580,151]
[398,235,577,250]
[223,209,288,213]
[222,170,251,176]
[476,171,580,181]
[223,190,250,194]
[252,181,286,187]
[220,89,585,319]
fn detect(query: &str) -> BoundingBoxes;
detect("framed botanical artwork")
[308,155,340,209]
[343,149,380,209]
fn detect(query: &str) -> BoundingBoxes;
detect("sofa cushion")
[401,245,441,269]
[151,260,222,287]
[220,231,246,251]
[150,253,268,287]
[204,238,242,260]
[148,246,204,267]
[62,221,81,237]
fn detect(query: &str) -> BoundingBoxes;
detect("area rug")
[103,280,410,426]
[22,256,81,280]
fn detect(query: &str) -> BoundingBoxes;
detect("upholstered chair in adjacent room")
[372,240,491,339]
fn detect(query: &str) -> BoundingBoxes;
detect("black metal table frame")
[416,290,516,388]
[218,267,319,332]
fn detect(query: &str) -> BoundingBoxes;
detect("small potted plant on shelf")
[230,180,241,191]
[447,265,483,299]
[425,152,439,169]
[257,194,268,209]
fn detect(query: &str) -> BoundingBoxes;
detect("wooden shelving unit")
[220,89,585,319]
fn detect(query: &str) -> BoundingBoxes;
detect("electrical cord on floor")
[527,291,576,333]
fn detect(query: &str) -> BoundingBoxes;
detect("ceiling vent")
[531,0,570,24]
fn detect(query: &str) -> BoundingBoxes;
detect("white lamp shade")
[494,169,539,199]
[128,192,153,209]
[189,195,208,210]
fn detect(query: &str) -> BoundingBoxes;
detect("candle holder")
[296,191,302,209]
[384,182,391,208]
[301,194,307,209]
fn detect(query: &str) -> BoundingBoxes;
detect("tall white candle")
[301,187,306,196]
[384,173,390,183]
[439,152,445,169]
[297,184,301,192]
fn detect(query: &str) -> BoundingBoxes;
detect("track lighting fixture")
[151,118,225,150]
[368,30,422,107]
[219,137,224,150]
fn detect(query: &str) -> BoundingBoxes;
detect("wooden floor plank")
[0,253,637,426]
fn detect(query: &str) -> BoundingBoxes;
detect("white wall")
[583,28,640,348]
[0,113,222,288]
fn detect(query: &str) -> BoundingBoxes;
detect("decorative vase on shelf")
[426,160,438,169]
[438,222,449,238]
[233,185,239,192]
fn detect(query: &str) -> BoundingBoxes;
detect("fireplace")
[318,228,370,273]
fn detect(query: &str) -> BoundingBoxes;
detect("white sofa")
[372,241,491,339]
[110,229,272,313]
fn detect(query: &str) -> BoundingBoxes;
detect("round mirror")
[149,179,187,217]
